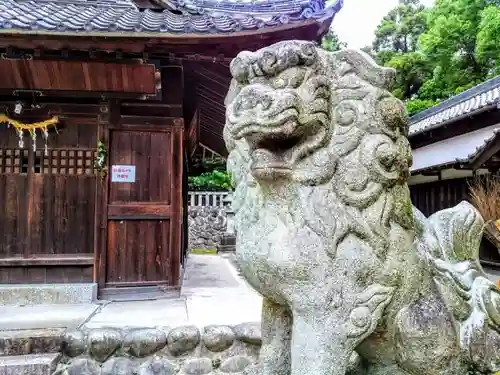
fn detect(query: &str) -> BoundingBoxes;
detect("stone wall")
[55,323,261,375]
[188,207,227,250]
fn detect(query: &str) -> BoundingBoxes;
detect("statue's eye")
[271,68,305,89]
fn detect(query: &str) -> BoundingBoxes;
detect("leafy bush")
[405,98,439,117]
[191,157,226,175]
[188,170,233,191]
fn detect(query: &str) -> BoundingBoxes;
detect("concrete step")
[0,328,64,356]
[0,353,60,375]
[0,304,99,331]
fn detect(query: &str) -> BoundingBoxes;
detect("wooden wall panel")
[109,131,172,204]
[106,220,171,285]
[0,265,92,284]
[0,120,97,284]
[29,175,96,256]
[0,60,157,94]
[0,174,28,257]
[410,178,472,217]
[104,120,183,294]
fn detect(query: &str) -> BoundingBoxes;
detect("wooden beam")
[0,254,93,267]
[0,59,158,94]
[470,134,500,170]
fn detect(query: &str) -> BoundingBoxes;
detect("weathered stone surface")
[189,207,227,250]
[87,328,122,362]
[224,40,500,375]
[122,328,167,358]
[0,328,64,356]
[202,325,235,352]
[232,323,261,345]
[101,357,135,375]
[219,355,252,373]
[167,326,200,356]
[0,353,60,375]
[138,358,178,375]
[64,358,101,375]
[181,358,212,375]
[0,283,97,305]
[62,329,86,357]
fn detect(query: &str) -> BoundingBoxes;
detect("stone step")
[0,283,97,305]
[217,245,236,253]
[0,353,60,375]
[0,329,64,357]
[220,235,236,246]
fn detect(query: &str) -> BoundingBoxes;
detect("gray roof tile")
[0,0,343,34]
[409,75,500,136]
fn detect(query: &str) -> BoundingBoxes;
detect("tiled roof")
[411,124,500,172]
[409,76,500,136]
[0,0,343,34]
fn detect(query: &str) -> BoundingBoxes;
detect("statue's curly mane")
[224,41,414,259]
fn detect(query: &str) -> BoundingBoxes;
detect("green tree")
[321,29,347,52]
[373,0,428,55]
[476,3,500,77]
[418,0,500,98]
[371,0,432,101]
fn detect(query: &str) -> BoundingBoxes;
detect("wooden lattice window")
[0,148,28,174]
[38,149,97,175]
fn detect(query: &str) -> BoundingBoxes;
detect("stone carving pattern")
[223,40,500,375]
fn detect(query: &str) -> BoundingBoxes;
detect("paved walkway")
[0,254,263,331]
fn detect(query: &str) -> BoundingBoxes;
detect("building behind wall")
[408,76,500,271]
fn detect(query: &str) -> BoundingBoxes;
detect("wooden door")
[103,121,183,299]
[0,122,97,283]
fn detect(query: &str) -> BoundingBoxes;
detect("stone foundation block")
[0,284,97,305]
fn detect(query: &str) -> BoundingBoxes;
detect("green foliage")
[188,156,232,191]
[476,4,500,77]
[405,98,440,117]
[373,0,427,54]
[321,29,346,52]
[364,0,500,117]
[188,170,233,192]
[191,156,226,175]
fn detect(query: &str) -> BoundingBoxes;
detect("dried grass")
[469,175,500,222]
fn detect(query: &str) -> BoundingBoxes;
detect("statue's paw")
[346,284,394,341]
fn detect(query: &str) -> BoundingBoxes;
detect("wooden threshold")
[105,280,172,287]
[99,285,180,302]
[0,254,94,267]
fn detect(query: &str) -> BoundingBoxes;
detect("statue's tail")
[413,201,500,372]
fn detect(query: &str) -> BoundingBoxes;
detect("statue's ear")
[328,49,395,91]
[224,79,241,107]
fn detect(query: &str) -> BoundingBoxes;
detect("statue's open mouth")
[232,114,328,180]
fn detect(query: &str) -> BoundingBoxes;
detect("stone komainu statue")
[223,40,500,375]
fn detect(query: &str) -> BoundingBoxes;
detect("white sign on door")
[111,165,136,183]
